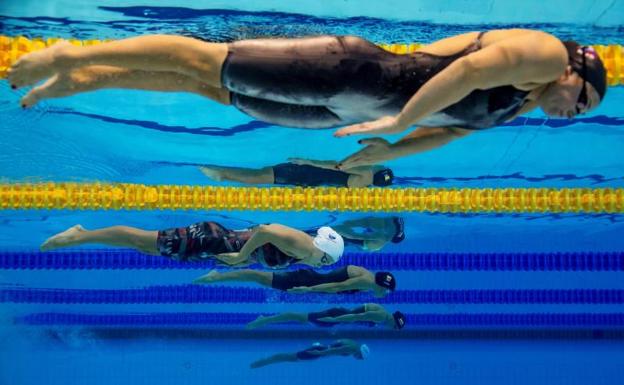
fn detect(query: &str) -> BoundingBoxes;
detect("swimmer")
[193,265,397,297]
[246,303,406,330]
[199,158,394,187]
[40,222,344,269]
[250,339,369,368]
[9,30,605,164]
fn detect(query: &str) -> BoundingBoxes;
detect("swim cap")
[392,311,407,329]
[313,226,344,263]
[562,41,607,101]
[391,217,405,243]
[359,344,370,359]
[372,168,394,187]
[374,272,396,291]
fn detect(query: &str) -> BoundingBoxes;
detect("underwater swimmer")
[9,29,605,165]
[250,339,370,368]
[193,265,397,298]
[199,158,394,187]
[246,303,406,330]
[40,222,344,269]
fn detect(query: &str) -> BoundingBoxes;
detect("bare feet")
[246,315,269,330]
[8,41,73,89]
[20,71,86,108]
[198,166,223,182]
[40,224,86,251]
[192,270,220,284]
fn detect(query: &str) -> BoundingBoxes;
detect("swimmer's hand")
[287,286,311,294]
[336,138,391,169]
[334,116,404,137]
[215,252,249,266]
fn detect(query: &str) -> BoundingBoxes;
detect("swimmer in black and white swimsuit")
[250,339,369,369]
[199,159,394,188]
[246,303,406,330]
[11,29,605,163]
[40,222,345,269]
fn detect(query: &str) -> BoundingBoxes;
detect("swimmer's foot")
[246,315,269,330]
[192,270,221,284]
[40,224,86,251]
[20,69,91,108]
[8,40,73,89]
[198,166,223,182]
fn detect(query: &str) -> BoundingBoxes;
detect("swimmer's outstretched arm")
[228,224,315,265]
[288,158,377,186]
[337,127,470,169]
[318,311,386,324]
[287,158,340,169]
[334,31,567,137]
[288,277,367,294]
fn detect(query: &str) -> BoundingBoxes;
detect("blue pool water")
[1,2,624,385]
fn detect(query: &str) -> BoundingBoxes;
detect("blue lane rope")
[2,250,623,271]
[3,286,624,304]
[15,312,624,327]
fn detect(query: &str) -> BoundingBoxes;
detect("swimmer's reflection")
[307,216,405,252]
[250,339,370,369]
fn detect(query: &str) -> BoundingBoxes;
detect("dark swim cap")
[562,41,607,101]
[392,311,406,329]
[372,168,394,187]
[375,272,396,291]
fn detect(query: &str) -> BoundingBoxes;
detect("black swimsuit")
[221,34,529,129]
[271,266,360,294]
[157,221,296,268]
[273,163,350,187]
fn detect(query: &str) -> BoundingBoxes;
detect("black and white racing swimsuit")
[221,33,529,129]
[157,221,297,268]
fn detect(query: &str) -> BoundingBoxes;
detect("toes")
[21,75,59,108]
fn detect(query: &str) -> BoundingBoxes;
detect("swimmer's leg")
[250,353,299,369]
[199,165,274,184]
[193,269,273,287]
[40,225,159,255]
[21,66,230,108]
[246,312,309,329]
[9,35,228,89]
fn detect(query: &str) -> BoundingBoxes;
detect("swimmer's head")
[312,226,344,265]
[392,311,407,329]
[539,41,606,118]
[372,168,394,187]
[375,271,397,291]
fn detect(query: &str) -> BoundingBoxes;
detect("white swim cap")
[359,344,370,359]
[312,226,344,263]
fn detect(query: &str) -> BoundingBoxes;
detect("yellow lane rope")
[1,183,622,213]
[1,36,623,86]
